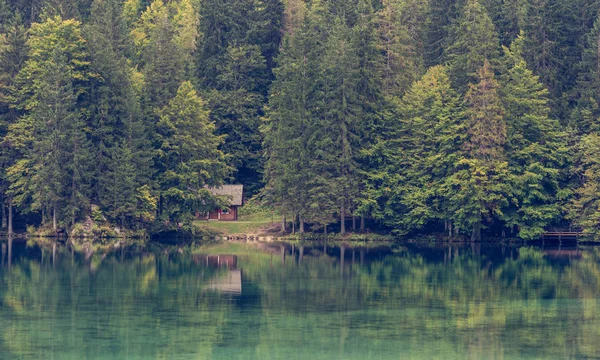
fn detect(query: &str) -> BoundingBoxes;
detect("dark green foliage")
[85,0,152,225]
[446,0,500,92]
[0,0,599,239]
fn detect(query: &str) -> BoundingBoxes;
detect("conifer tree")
[446,0,500,92]
[84,0,152,225]
[7,16,94,230]
[499,36,567,239]
[263,0,327,231]
[572,13,600,133]
[375,0,427,98]
[0,14,27,232]
[569,133,600,240]
[318,18,362,234]
[139,1,185,109]
[361,66,464,234]
[446,61,509,240]
[155,81,231,227]
[210,44,267,194]
[424,0,457,67]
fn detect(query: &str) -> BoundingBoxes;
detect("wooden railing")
[540,232,583,239]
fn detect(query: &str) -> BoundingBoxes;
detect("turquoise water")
[0,239,599,359]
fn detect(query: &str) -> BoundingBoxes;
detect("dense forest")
[2,0,600,239]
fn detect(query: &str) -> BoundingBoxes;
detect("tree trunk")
[324,225,327,235]
[281,215,286,233]
[360,216,365,231]
[471,221,481,242]
[53,203,57,232]
[340,203,346,235]
[1,200,6,229]
[448,220,452,237]
[7,198,13,236]
[299,216,305,233]
[352,216,356,231]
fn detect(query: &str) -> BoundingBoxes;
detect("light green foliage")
[7,16,94,228]
[155,81,231,226]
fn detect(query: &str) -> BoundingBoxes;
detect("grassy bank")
[194,211,278,235]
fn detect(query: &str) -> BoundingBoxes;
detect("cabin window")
[222,209,230,215]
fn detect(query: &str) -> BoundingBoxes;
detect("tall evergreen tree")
[7,16,94,230]
[84,0,152,225]
[0,14,27,232]
[361,66,465,234]
[155,81,231,227]
[499,36,567,239]
[424,0,458,67]
[447,61,509,240]
[569,132,600,240]
[263,0,327,231]
[210,44,267,194]
[318,18,362,234]
[446,0,500,92]
[572,13,600,133]
[376,0,427,98]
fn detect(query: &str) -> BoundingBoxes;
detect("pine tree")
[84,0,152,225]
[210,44,267,195]
[499,36,567,239]
[572,13,600,133]
[155,81,231,227]
[376,0,427,98]
[521,0,581,115]
[139,1,185,109]
[463,60,506,162]
[262,0,328,231]
[569,133,600,240]
[424,0,458,67]
[26,49,90,229]
[446,0,500,92]
[450,60,509,240]
[361,66,465,234]
[318,18,362,234]
[7,16,94,230]
[0,14,27,232]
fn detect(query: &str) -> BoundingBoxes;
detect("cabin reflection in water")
[194,254,241,295]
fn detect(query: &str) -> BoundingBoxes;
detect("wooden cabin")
[203,185,244,221]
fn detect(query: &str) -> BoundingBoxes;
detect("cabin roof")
[209,185,244,206]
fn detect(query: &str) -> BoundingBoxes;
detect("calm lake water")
[0,239,599,359]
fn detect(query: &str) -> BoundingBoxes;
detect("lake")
[0,239,599,359]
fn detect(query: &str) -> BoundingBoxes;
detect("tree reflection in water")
[0,240,599,359]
